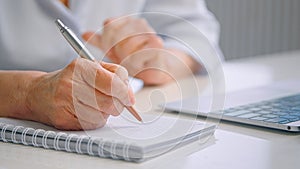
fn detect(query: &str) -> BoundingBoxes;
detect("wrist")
[8,71,46,119]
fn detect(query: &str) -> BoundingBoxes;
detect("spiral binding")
[54,132,67,151]
[86,137,94,155]
[0,122,139,162]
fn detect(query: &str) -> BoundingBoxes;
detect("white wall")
[206,0,300,60]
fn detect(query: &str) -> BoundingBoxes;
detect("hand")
[83,17,201,85]
[82,17,174,85]
[25,59,134,130]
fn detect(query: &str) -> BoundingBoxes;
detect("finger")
[120,48,160,76]
[73,69,126,116]
[102,17,132,48]
[74,58,133,106]
[100,62,129,83]
[99,62,135,105]
[95,67,134,106]
[105,49,122,64]
[103,17,117,25]
[114,34,163,59]
[128,34,163,50]
[114,35,149,59]
[73,97,108,126]
[94,90,125,116]
[143,35,164,49]
[82,32,104,50]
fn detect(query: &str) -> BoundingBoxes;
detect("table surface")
[1,50,300,169]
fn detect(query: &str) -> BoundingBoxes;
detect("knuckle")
[103,18,112,25]
[116,65,129,78]
[96,69,113,89]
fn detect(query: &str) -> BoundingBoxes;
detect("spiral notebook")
[0,114,215,162]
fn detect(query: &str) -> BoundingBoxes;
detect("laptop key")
[291,107,300,111]
[249,108,263,112]
[264,118,289,124]
[268,108,283,112]
[279,120,291,124]
[250,116,268,121]
[237,113,261,119]
[269,103,281,107]
[257,110,272,114]
[280,115,299,122]
[260,106,273,109]
[272,111,289,116]
[261,114,278,118]
[289,113,300,118]
[224,110,250,117]
[277,105,292,110]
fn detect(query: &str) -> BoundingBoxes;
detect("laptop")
[163,80,300,132]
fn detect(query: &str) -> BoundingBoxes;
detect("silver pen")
[55,19,142,122]
[55,19,95,61]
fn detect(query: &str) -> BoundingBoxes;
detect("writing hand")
[25,58,134,130]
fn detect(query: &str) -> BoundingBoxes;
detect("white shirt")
[0,0,220,72]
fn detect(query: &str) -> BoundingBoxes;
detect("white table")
[1,51,300,169]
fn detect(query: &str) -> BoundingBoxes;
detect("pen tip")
[126,106,143,122]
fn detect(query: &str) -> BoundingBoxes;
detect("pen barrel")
[61,27,95,61]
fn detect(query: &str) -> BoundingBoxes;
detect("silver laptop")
[163,80,300,132]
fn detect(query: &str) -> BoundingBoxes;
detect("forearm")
[0,71,45,119]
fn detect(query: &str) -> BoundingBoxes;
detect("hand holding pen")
[18,19,141,131]
[55,19,142,123]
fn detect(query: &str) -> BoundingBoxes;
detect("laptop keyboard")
[222,94,300,124]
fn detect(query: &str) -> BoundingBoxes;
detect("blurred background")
[206,0,300,60]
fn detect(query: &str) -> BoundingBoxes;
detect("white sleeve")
[141,0,222,63]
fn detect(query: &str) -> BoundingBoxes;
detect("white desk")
[1,51,300,169]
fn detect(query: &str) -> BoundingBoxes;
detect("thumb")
[82,31,104,50]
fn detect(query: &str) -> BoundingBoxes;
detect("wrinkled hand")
[25,58,134,130]
[82,17,175,85]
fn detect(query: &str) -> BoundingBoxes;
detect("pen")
[55,19,143,122]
